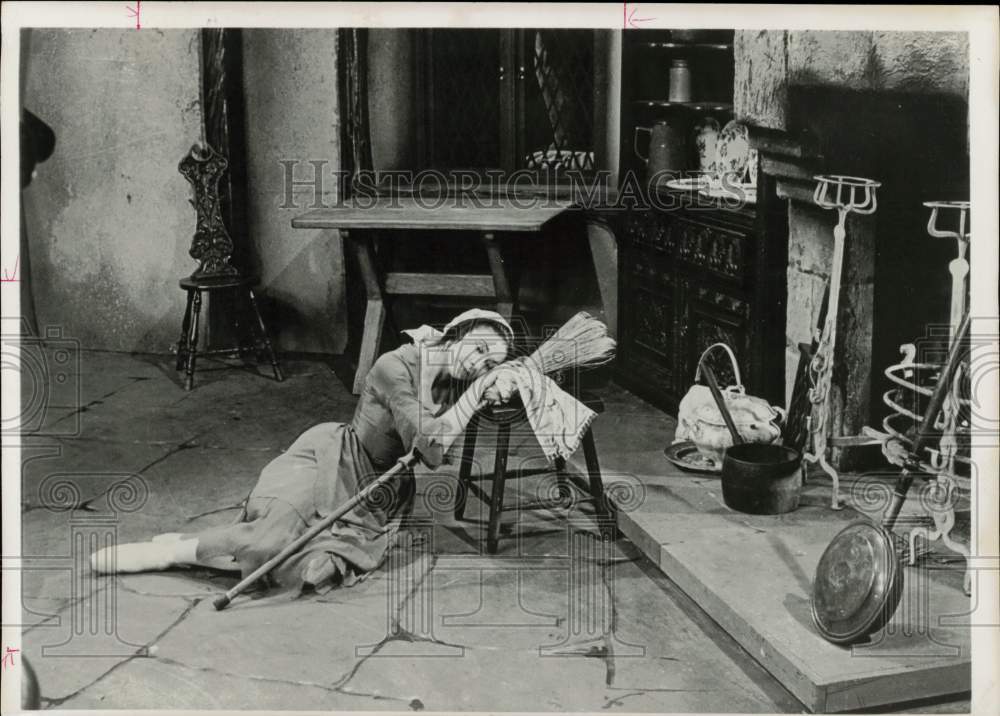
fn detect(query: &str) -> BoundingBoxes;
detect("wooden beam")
[384,272,496,297]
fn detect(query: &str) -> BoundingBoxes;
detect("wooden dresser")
[615,176,788,413]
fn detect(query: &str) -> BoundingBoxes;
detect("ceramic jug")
[634,120,687,178]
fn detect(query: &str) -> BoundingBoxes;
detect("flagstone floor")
[15,347,968,711]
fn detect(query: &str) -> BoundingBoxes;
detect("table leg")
[586,218,618,339]
[482,232,514,320]
[346,230,386,394]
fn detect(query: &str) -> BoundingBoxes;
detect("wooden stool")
[453,393,613,554]
[176,274,283,391]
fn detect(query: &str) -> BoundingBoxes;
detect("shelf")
[639,41,733,51]
[632,100,733,112]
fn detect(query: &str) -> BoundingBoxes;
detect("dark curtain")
[337,28,374,197]
[337,29,378,360]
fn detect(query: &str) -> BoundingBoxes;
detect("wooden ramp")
[611,473,971,712]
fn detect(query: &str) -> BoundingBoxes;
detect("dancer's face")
[450,325,508,380]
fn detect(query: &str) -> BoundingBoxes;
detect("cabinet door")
[619,211,679,398]
[677,277,751,389]
[415,29,510,172]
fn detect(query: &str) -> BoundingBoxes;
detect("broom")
[526,311,617,372]
[485,312,616,401]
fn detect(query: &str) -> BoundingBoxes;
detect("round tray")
[699,185,757,204]
[662,177,709,191]
[811,521,903,645]
[664,441,722,474]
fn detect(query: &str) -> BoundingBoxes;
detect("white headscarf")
[401,308,514,347]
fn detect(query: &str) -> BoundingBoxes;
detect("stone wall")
[242,29,346,354]
[21,29,204,352]
[22,29,349,354]
[735,30,969,131]
[734,30,970,440]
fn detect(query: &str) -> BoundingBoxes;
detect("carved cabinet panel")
[674,217,747,285]
[677,277,750,389]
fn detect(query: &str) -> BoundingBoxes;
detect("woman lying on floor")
[91,309,517,592]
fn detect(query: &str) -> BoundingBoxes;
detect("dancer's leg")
[90,522,256,574]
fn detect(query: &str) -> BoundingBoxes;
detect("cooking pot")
[699,361,804,516]
[721,443,803,514]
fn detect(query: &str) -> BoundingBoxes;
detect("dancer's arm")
[371,355,503,468]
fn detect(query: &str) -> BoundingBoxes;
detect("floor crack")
[328,552,457,695]
[21,581,113,636]
[151,654,419,708]
[40,596,203,707]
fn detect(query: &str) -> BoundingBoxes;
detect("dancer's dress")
[227,342,446,591]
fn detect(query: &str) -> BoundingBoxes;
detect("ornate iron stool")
[453,392,613,554]
[176,143,283,390]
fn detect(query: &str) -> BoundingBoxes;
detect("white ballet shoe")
[150,534,236,571]
[90,542,177,574]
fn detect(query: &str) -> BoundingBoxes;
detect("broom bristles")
[521,312,616,374]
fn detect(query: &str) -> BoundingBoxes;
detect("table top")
[291,196,576,232]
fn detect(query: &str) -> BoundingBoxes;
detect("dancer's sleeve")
[369,354,447,468]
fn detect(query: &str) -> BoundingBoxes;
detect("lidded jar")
[668,59,692,103]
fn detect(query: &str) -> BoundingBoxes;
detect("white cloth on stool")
[490,359,596,463]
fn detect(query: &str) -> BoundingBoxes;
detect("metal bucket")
[721,443,803,514]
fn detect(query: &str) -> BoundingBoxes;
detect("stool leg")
[176,290,194,371]
[184,291,202,391]
[229,288,249,358]
[248,288,283,382]
[486,422,511,555]
[554,457,572,509]
[454,415,479,520]
[582,427,614,538]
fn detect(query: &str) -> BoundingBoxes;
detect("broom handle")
[213,450,420,611]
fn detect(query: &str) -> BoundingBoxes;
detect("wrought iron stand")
[805,175,881,509]
[875,201,972,593]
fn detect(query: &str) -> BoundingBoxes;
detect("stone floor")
[13,347,966,711]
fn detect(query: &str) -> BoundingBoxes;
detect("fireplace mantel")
[748,126,822,204]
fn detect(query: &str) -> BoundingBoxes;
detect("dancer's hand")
[482,365,519,405]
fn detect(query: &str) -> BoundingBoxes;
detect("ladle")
[700,362,743,446]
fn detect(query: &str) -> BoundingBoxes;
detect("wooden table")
[292,197,574,393]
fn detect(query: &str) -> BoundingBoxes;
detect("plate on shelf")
[664,441,722,474]
[663,177,709,191]
[716,120,751,178]
[699,182,757,204]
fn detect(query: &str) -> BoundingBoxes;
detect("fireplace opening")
[786,85,970,430]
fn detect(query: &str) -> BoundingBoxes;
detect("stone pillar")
[750,128,875,467]
[786,201,875,444]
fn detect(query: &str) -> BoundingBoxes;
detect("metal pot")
[721,442,803,514]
